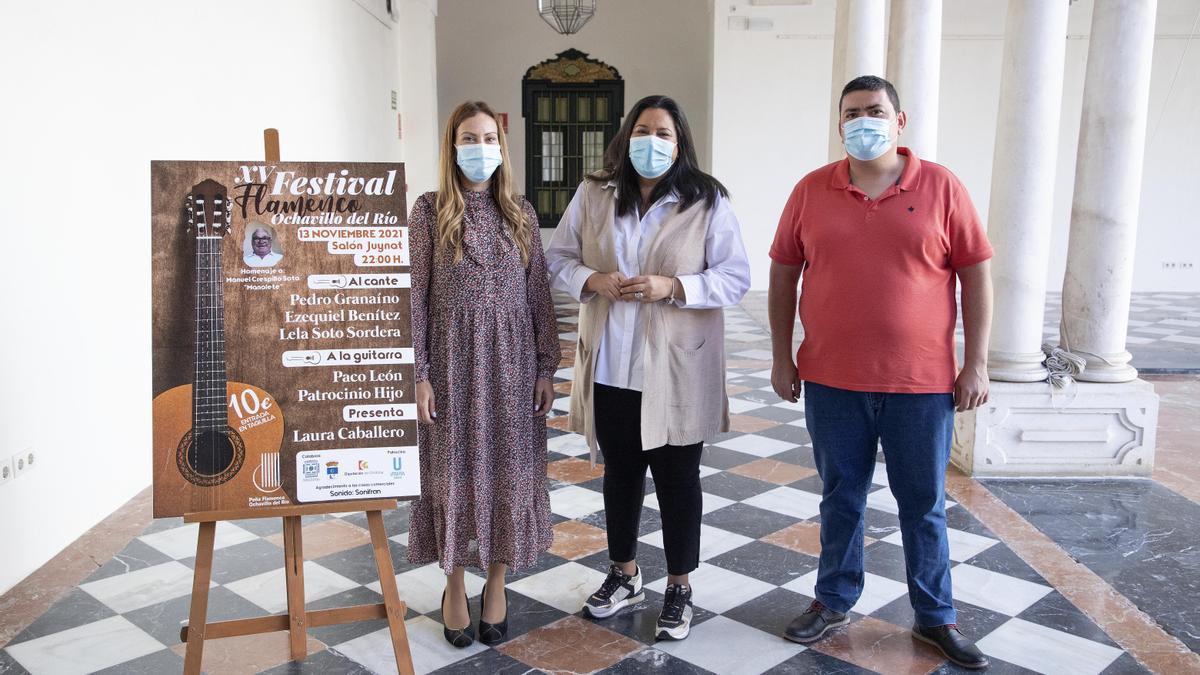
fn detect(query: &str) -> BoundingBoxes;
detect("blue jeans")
[804,381,956,627]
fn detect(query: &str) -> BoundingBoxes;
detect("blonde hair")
[436,101,532,266]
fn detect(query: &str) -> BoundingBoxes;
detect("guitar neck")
[193,235,227,432]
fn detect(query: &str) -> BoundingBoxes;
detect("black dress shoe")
[783,600,849,644]
[912,624,990,669]
[441,589,474,648]
[478,582,509,645]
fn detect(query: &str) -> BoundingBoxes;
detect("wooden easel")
[180,500,413,674]
[179,129,415,675]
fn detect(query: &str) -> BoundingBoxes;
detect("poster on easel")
[151,161,420,518]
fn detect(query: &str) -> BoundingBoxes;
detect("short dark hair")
[839,75,901,113]
[589,94,728,218]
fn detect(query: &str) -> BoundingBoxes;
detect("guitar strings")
[195,191,218,511]
[213,193,223,510]
[209,193,221,510]
[201,193,211,510]
[207,212,215,511]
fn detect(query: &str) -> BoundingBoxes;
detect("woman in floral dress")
[406,101,560,647]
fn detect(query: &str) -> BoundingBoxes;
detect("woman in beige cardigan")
[545,95,751,642]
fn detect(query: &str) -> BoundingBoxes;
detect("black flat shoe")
[784,600,849,644]
[441,589,474,648]
[912,623,989,670]
[478,582,509,645]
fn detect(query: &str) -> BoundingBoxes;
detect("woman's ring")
[634,291,645,300]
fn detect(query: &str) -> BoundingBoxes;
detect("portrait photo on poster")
[243,222,283,268]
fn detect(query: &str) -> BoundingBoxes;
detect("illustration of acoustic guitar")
[152,179,286,516]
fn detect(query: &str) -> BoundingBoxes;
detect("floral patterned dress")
[406,189,561,573]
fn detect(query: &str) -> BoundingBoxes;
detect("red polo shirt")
[769,148,992,394]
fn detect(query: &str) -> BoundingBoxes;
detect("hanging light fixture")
[537,0,597,35]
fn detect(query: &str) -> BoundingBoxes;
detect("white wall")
[0,0,438,595]
[435,0,715,192]
[711,1,837,295]
[713,0,1200,292]
[399,0,442,196]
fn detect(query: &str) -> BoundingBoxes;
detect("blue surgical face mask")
[628,135,676,179]
[842,116,893,161]
[456,143,503,183]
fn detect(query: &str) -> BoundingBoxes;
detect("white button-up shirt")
[545,183,751,391]
[243,251,283,268]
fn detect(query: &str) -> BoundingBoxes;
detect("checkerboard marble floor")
[1042,292,1200,372]
[0,293,1160,674]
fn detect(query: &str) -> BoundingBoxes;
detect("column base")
[1074,350,1138,383]
[951,379,1158,477]
[988,349,1050,383]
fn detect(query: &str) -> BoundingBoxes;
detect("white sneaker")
[583,563,644,619]
[655,583,693,641]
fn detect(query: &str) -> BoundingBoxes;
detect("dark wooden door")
[522,50,624,228]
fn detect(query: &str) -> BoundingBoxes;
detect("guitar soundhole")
[175,427,246,487]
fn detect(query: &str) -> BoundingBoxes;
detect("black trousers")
[594,383,703,576]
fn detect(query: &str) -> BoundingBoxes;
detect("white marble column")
[886,0,941,159]
[828,0,887,161]
[986,0,1070,382]
[953,0,1161,478]
[828,0,850,162]
[1061,0,1158,382]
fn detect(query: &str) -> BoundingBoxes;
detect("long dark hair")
[588,95,728,218]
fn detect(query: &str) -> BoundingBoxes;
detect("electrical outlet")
[1161,261,1196,270]
[12,450,34,478]
[0,457,12,485]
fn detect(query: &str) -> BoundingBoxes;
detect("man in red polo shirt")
[768,76,993,670]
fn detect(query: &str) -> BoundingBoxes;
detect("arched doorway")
[521,49,624,228]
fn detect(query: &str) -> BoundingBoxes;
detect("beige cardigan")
[567,180,730,463]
